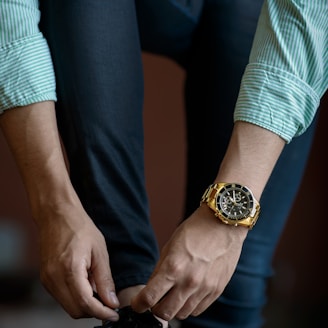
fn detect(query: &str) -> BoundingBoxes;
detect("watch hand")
[228,196,234,203]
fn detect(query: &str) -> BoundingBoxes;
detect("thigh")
[136,0,204,61]
[39,0,159,290]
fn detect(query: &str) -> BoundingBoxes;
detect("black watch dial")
[217,183,254,221]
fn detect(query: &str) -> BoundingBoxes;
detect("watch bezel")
[216,183,255,222]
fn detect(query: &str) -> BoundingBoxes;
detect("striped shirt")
[1,0,327,143]
[0,0,56,111]
[234,0,327,142]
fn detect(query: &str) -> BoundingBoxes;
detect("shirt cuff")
[234,63,320,143]
[0,32,57,113]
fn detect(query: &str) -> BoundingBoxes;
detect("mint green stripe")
[235,0,327,143]
[0,0,56,112]
[0,33,56,112]
[0,0,39,46]
[235,64,321,143]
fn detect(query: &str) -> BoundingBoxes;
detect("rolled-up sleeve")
[0,0,56,113]
[234,0,328,143]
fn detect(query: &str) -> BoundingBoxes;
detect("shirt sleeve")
[0,0,56,114]
[234,0,328,143]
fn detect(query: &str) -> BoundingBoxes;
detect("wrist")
[27,172,82,225]
[199,204,248,239]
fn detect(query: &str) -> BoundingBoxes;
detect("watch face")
[217,183,254,221]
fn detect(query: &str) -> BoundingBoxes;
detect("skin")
[0,102,119,321]
[131,121,285,321]
[0,102,285,325]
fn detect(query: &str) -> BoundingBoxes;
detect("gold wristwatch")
[200,183,260,229]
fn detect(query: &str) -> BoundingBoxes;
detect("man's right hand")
[37,202,120,321]
[0,102,119,321]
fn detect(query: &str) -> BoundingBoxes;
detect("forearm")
[1,1,63,219]
[0,102,121,320]
[215,121,285,200]
[131,121,285,319]
[0,101,80,222]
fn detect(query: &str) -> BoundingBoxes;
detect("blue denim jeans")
[40,0,317,327]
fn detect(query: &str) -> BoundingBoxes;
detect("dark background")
[0,53,327,327]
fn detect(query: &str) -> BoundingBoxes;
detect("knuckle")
[204,280,216,292]
[166,259,183,277]
[176,301,196,320]
[185,275,202,289]
[176,307,189,320]
[71,297,94,318]
[162,312,174,321]
[40,263,56,284]
[176,312,188,320]
[70,310,84,319]
[76,294,92,311]
[191,309,203,317]
[152,308,174,321]
[214,282,225,296]
[141,290,158,307]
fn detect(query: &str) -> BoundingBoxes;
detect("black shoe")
[94,306,171,328]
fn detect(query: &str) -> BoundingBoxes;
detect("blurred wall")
[0,53,327,324]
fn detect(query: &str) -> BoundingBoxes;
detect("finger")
[131,273,175,313]
[150,285,191,321]
[40,264,87,318]
[91,253,120,309]
[190,292,219,317]
[67,264,119,321]
[42,276,84,318]
[174,290,212,320]
[150,272,214,321]
[150,274,209,321]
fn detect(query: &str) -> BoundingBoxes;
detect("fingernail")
[109,291,120,307]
